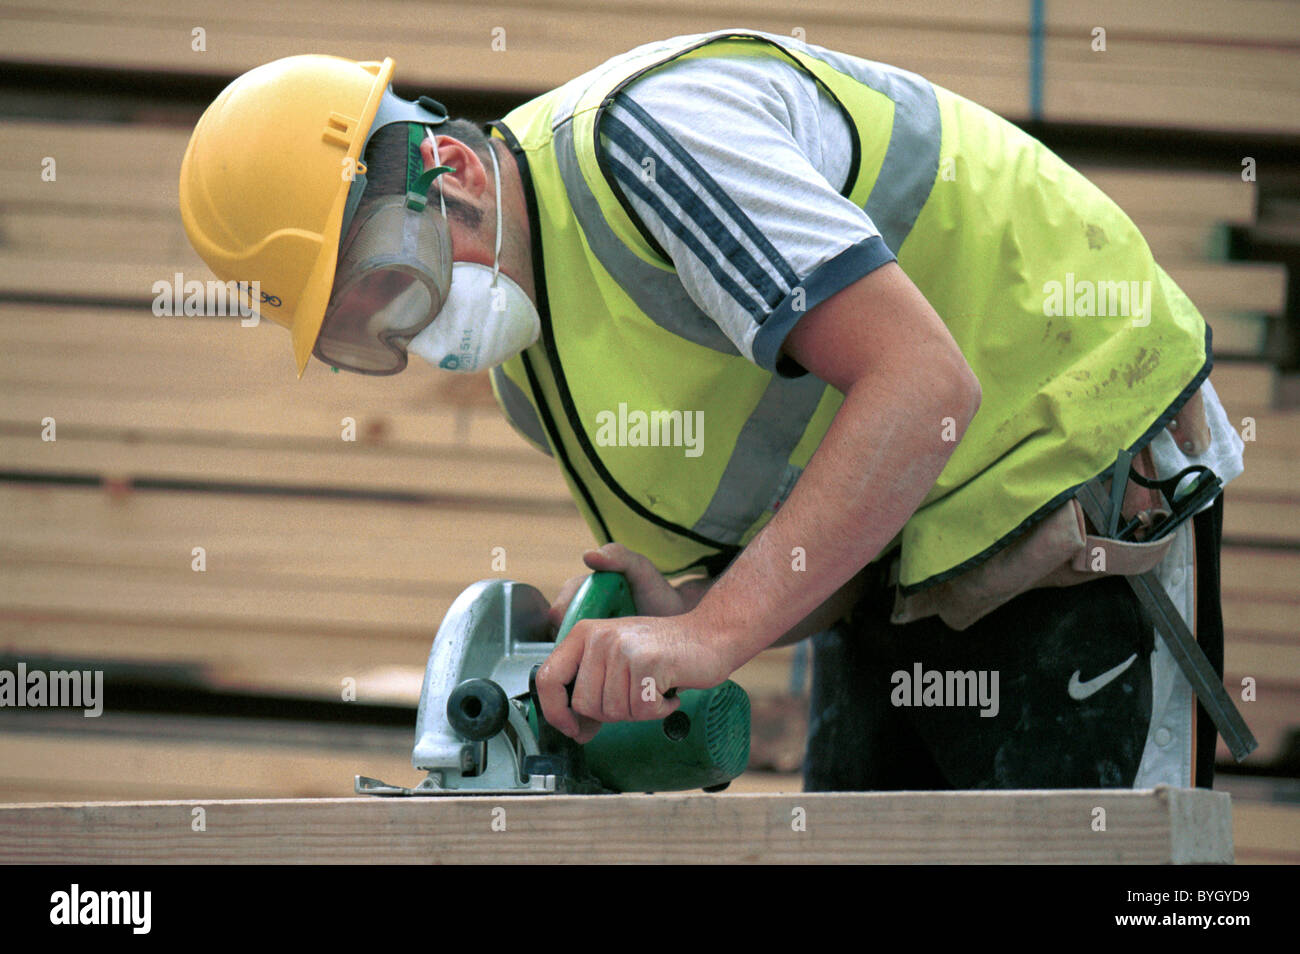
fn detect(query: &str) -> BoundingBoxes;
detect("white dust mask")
[406,132,540,372]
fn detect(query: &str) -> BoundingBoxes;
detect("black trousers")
[803,493,1225,790]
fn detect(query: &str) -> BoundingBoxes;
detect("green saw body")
[528,571,751,793]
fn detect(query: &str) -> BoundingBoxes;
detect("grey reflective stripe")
[691,373,827,543]
[553,117,739,355]
[491,366,551,456]
[774,34,941,253]
[864,75,940,253]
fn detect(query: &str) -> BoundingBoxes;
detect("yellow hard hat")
[179,54,448,377]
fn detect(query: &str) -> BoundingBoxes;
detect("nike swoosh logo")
[1068,653,1138,701]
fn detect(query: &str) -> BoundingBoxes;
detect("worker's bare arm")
[767,566,870,647]
[537,263,980,738]
[687,262,981,667]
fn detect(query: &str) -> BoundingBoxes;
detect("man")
[180,28,1250,791]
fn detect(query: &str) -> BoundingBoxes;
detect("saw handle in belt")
[553,571,637,644]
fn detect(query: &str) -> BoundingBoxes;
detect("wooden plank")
[0,484,590,585]
[0,385,518,454]
[0,483,598,634]
[5,0,1296,129]
[0,3,1032,110]
[0,122,1259,219]
[1229,456,1299,499]
[1231,801,1300,864]
[1222,554,1300,606]
[1222,599,1300,639]
[0,787,1233,864]
[0,305,521,447]
[1046,31,1300,77]
[743,772,1297,863]
[1170,263,1288,314]
[2,603,1289,703]
[0,127,1257,228]
[1135,223,1233,262]
[1233,407,1300,446]
[0,431,572,504]
[0,599,791,708]
[1,254,1285,317]
[1047,0,1300,44]
[0,197,1251,273]
[16,0,1300,48]
[743,773,1296,863]
[1042,38,1300,133]
[1045,77,1300,133]
[1210,362,1277,408]
[1221,549,1300,598]
[0,615,434,704]
[5,209,1239,280]
[1222,497,1300,542]
[1208,314,1272,359]
[726,771,803,793]
[1226,636,1300,681]
[0,720,414,802]
[0,485,1290,692]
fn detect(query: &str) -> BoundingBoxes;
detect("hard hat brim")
[290,56,397,378]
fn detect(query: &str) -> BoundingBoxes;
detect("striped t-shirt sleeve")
[596,55,897,376]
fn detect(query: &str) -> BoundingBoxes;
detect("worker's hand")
[547,543,701,632]
[536,613,735,742]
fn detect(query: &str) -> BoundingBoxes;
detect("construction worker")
[180,29,1252,791]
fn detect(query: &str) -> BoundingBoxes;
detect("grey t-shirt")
[599,48,1244,499]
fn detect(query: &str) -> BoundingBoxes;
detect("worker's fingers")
[619,620,682,721]
[629,672,681,721]
[601,658,633,724]
[572,713,602,745]
[548,540,684,631]
[581,543,685,617]
[535,629,586,738]
[568,624,609,724]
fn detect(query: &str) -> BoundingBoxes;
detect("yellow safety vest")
[486,29,1211,593]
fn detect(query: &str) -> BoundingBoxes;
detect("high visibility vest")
[487,29,1211,593]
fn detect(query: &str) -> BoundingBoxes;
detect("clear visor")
[315,193,452,374]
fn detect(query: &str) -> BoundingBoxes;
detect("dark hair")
[360,118,490,230]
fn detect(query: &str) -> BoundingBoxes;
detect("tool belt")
[887,385,1258,761]
[890,443,1173,630]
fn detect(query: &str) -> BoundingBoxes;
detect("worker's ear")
[420,136,490,203]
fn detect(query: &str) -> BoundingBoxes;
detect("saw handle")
[553,571,637,644]
[536,570,752,792]
[552,570,679,700]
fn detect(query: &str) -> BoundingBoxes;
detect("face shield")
[314,119,457,375]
